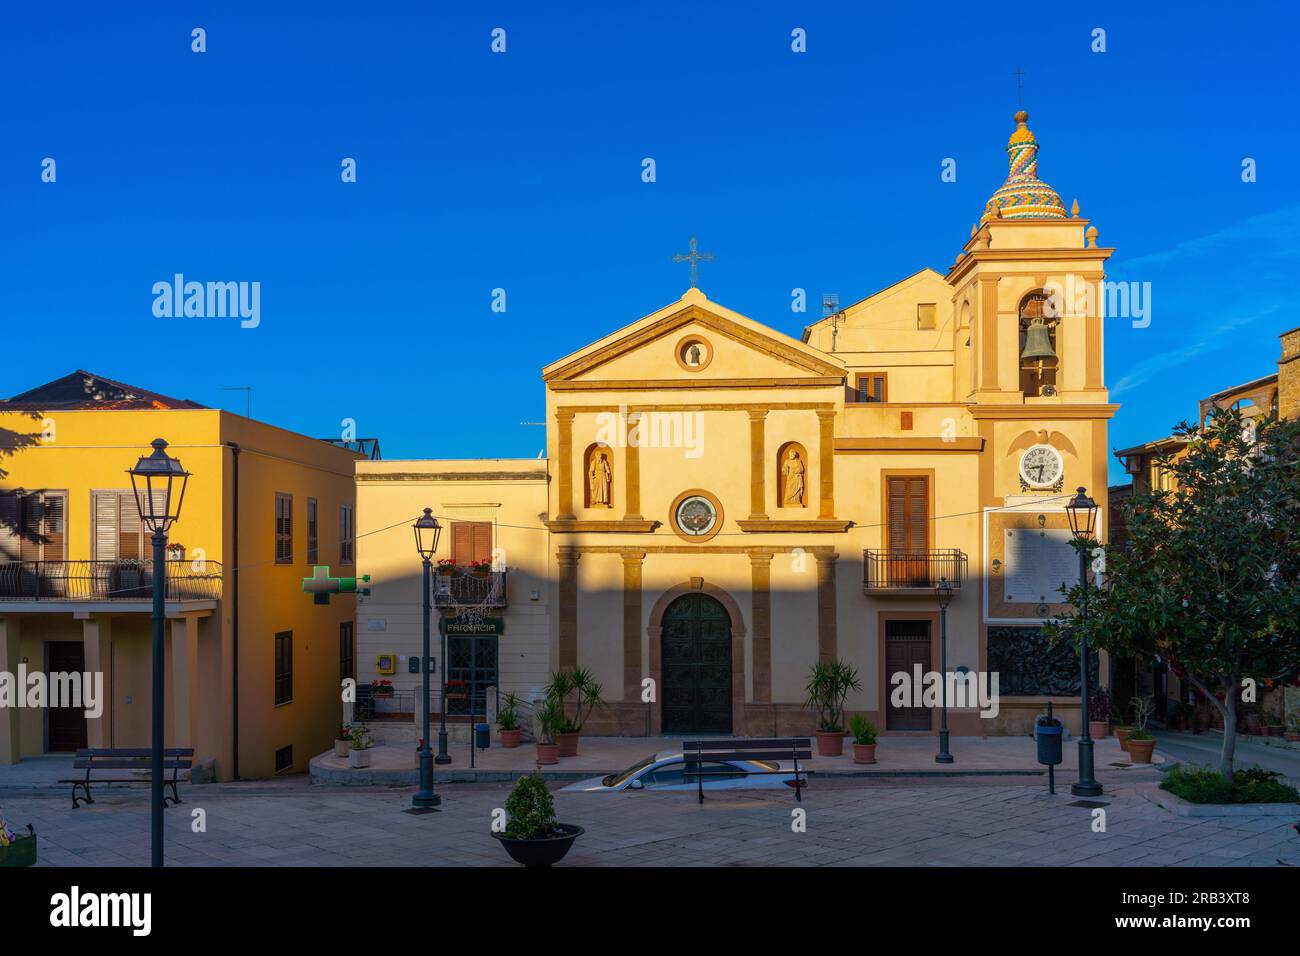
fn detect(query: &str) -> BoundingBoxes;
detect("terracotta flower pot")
[1127,738,1155,764]
[1088,720,1109,739]
[815,730,845,757]
[535,743,558,765]
[500,728,522,748]
[1266,724,1284,737]
[1114,727,1133,752]
[555,732,580,758]
[1213,714,1225,731]
[333,738,352,758]
[348,748,371,769]
[1244,715,1262,735]
[852,742,877,764]
[1284,733,1300,743]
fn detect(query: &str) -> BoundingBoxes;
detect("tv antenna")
[822,294,842,352]
[222,386,252,418]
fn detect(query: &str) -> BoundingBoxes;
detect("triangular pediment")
[543,289,845,384]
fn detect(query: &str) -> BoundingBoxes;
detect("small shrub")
[1160,764,1300,805]
[504,772,559,839]
[498,692,521,732]
[849,715,878,746]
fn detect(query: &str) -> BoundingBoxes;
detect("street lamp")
[412,508,443,807]
[1065,486,1103,797]
[127,438,190,868]
[934,575,954,764]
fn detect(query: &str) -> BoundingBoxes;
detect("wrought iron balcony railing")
[432,567,507,608]
[0,560,223,602]
[863,549,967,593]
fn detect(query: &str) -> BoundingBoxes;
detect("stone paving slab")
[3,774,1296,868]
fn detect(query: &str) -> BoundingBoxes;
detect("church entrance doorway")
[661,593,732,734]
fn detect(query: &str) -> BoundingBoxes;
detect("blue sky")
[4,1,1297,484]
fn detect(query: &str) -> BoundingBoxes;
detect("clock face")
[1019,444,1063,488]
[675,495,717,536]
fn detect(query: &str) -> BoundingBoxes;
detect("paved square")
[5,775,1298,867]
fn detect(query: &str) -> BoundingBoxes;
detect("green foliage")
[1130,695,1155,735]
[1047,408,1300,778]
[1160,764,1300,805]
[848,714,878,745]
[503,772,559,839]
[544,667,604,734]
[348,724,374,750]
[803,659,862,732]
[536,698,564,745]
[498,692,521,732]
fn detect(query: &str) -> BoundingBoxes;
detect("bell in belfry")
[1021,317,1057,361]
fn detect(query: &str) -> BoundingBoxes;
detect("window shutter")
[42,493,66,560]
[19,494,41,562]
[906,478,928,552]
[451,522,472,565]
[94,493,119,561]
[0,494,19,561]
[472,522,492,564]
[119,492,141,560]
[887,478,907,552]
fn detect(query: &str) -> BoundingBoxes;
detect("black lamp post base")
[412,792,442,808]
[434,754,452,765]
[935,753,954,764]
[1071,780,1103,797]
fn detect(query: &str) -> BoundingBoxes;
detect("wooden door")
[886,475,929,586]
[885,620,932,731]
[661,594,732,733]
[450,522,492,566]
[47,641,89,752]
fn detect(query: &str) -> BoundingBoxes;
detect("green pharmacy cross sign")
[301,565,371,605]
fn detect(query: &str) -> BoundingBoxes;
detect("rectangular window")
[274,630,293,705]
[0,491,67,562]
[852,372,888,403]
[916,303,937,330]
[274,745,293,774]
[339,621,355,683]
[275,493,293,564]
[450,521,492,566]
[339,504,354,565]
[306,498,318,565]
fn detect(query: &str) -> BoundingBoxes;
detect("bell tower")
[948,111,1112,406]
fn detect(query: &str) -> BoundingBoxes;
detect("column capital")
[747,549,775,564]
[556,547,582,566]
[747,408,769,422]
[815,407,837,421]
[620,550,647,564]
[555,408,577,423]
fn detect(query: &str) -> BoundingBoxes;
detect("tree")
[1050,407,1300,778]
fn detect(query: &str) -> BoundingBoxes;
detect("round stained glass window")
[674,495,717,537]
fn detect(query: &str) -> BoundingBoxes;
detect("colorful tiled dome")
[981,110,1067,222]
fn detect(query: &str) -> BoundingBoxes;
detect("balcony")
[432,567,507,609]
[863,549,967,596]
[0,560,223,603]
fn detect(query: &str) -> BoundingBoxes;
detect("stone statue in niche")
[781,448,805,506]
[589,450,612,507]
[685,343,702,366]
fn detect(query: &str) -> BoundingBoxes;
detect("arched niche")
[776,441,809,509]
[583,443,614,509]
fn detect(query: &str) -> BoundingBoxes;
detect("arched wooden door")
[661,593,732,734]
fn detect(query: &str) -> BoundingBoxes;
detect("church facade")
[355,112,1117,737]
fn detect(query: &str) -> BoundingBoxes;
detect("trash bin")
[1035,716,1063,766]
[475,723,491,750]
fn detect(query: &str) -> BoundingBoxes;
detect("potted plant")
[1088,689,1111,739]
[492,772,583,867]
[1112,702,1134,752]
[371,679,394,698]
[1265,699,1285,737]
[165,542,186,561]
[1164,701,1185,731]
[849,715,879,764]
[1127,696,1156,764]
[535,699,562,765]
[0,805,37,868]
[544,667,604,757]
[435,558,457,576]
[498,692,523,748]
[468,557,493,578]
[334,724,353,758]
[1285,722,1300,743]
[1241,701,1262,735]
[803,659,861,756]
[348,724,375,768]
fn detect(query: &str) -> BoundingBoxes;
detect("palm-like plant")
[544,667,604,734]
[803,659,861,733]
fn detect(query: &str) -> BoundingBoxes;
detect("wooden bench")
[60,748,195,809]
[682,737,811,804]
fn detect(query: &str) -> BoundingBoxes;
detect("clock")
[675,495,717,536]
[1019,444,1064,490]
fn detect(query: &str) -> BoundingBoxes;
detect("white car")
[560,750,799,793]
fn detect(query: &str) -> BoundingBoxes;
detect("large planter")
[1284,732,1300,743]
[493,825,584,868]
[1088,720,1110,739]
[536,743,558,765]
[1265,724,1284,738]
[852,742,877,765]
[555,732,580,758]
[348,748,372,769]
[333,738,352,758]
[0,827,37,868]
[1127,738,1155,764]
[815,730,845,757]
[500,728,522,749]
[1114,727,1133,752]
[1244,715,1262,735]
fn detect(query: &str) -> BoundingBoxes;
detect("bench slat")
[686,751,811,762]
[72,760,193,770]
[684,738,809,750]
[74,748,195,758]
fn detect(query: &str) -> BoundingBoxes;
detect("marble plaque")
[1004,528,1079,604]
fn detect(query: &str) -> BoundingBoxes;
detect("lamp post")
[934,575,954,764]
[128,438,190,868]
[1066,486,1103,798]
[412,508,443,807]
